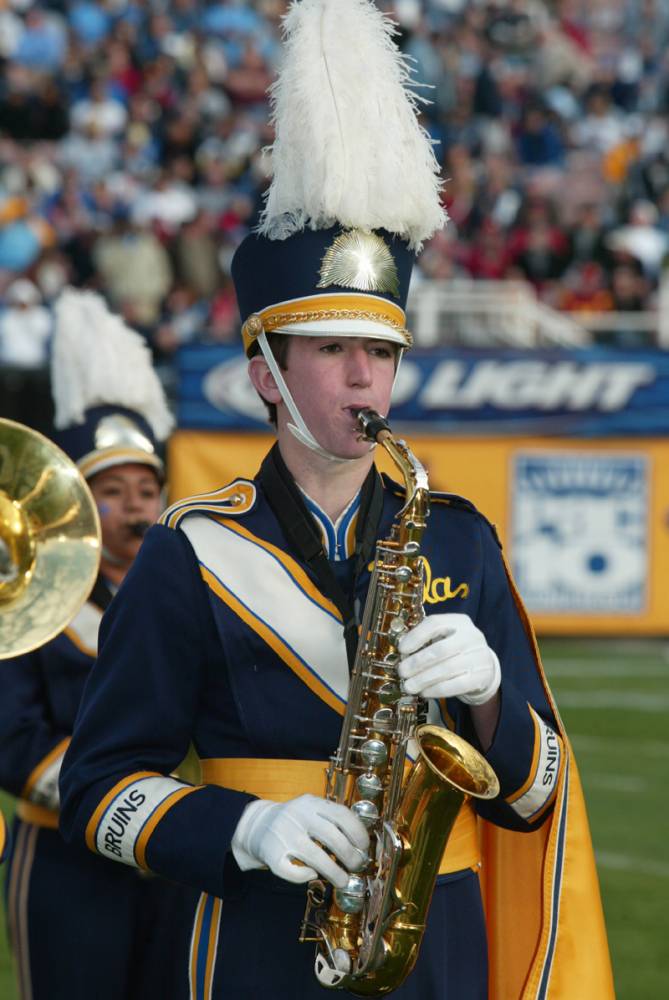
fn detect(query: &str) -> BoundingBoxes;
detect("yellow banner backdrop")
[168,430,669,635]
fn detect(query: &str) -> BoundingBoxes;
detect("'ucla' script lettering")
[420,557,469,606]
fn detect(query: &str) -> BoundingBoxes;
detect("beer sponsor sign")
[177,346,668,436]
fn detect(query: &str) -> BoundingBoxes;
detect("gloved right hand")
[231,793,369,889]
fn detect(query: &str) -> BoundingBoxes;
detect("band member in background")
[0,289,197,1000]
[59,2,613,998]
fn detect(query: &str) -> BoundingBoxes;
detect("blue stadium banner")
[177,346,669,436]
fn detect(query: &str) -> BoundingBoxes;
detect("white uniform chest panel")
[181,516,350,711]
[64,601,102,656]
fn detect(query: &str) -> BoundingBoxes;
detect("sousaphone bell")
[0,418,101,659]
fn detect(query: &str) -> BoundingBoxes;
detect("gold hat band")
[242,293,410,355]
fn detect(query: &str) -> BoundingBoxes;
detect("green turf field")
[1,638,667,998]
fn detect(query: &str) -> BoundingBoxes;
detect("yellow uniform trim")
[479,550,614,1000]
[78,447,162,479]
[201,757,328,801]
[16,801,59,829]
[189,893,207,995]
[526,781,559,826]
[189,893,223,1000]
[63,625,97,658]
[506,706,542,805]
[134,785,201,870]
[21,737,70,800]
[344,510,358,559]
[201,567,345,717]
[200,757,479,875]
[6,821,38,999]
[204,898,222,999]
[85,771,161,853]
[161,481,256,529]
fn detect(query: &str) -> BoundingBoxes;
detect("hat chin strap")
[258,331,354,464]
[257,332,404,464]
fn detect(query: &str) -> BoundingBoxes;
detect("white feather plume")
[51,288,174,440]
[258,0,446,250]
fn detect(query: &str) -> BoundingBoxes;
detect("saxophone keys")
[332,949,352,973]
[378,681,402,704]
[356,772,383,799]
[334,875,367,914]
[351,799,379,828]
[388,616,407,635]
[371,707,395,731]
[360,739,388,767]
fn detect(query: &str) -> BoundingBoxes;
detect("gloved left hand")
[397,613,501,705]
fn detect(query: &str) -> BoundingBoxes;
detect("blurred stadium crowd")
[2,0,669,409]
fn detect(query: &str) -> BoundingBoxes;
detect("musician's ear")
[248,355,282,405]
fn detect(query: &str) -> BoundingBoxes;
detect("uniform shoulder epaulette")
[383,473,479,515]
[430,489,503,548]
[383,475,502,548]
[428,489,478,514]
[160,479,257,530]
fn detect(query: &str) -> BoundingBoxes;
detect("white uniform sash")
[181,516,349,714]
[64,601,102,656]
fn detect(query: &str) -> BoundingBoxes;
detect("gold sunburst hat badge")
[317,230,400,299]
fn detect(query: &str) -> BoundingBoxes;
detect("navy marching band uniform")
[58,3,614,993]
[59,463,563,999]
[1,286,198,999]
[0,577,198,1000]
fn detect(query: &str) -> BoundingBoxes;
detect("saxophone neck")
[356,409,430,545]
[380,435,429,522]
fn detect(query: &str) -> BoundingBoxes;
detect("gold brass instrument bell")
[0,418,101,659]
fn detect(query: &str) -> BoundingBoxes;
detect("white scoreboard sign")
[511,452,648,614]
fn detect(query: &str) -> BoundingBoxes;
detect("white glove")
[398,613,501,706]
[231,793,369,889]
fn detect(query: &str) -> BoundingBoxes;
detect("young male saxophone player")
[60,2,613,997]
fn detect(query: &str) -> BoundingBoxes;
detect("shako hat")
[51,288,174,481]
[232,0,446,357]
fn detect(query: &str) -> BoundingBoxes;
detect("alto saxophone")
[299,409,499,997]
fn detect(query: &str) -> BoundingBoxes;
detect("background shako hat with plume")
[51,288,174,481]
[231,0,446,359]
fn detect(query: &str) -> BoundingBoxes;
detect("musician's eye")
[369,344,393,359]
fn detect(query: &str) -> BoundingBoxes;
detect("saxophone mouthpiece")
[356,409,391,443]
